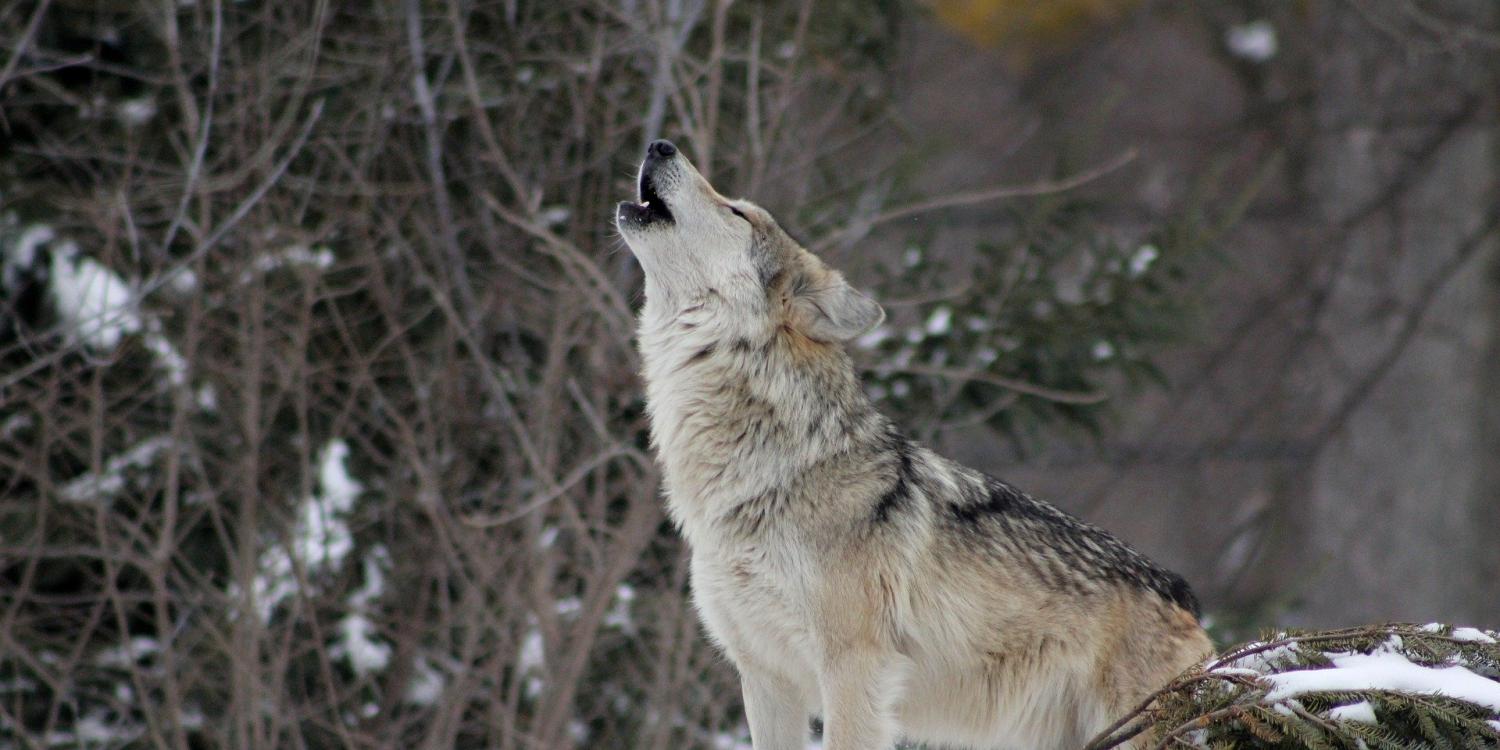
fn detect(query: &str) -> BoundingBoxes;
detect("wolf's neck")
[637,298,881,529]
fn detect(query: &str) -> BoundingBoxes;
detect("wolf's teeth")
[642,200,651,207]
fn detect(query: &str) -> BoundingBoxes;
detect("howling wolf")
[616,139,1212,750]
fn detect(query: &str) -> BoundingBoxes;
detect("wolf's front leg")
[818,648,903,750]
[742,671,808,750]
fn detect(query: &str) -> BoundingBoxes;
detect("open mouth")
[618,162,674,228]
[636,167,673,223]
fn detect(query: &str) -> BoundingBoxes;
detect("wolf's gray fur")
[616,140,1212,750]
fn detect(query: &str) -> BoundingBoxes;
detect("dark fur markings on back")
[947,476,1202,617]
[871,431,916,524]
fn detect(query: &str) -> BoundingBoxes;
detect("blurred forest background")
[0,0,1496,747]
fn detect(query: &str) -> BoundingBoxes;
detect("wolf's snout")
[647,139,677,159]
[617,140,680,230]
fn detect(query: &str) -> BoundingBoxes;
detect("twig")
[0,0,53,93]
[160,0,222,254]
[140,98,326,302]
[873,364,1109,405]
[406,0,480,328]
[813,149,1138,252]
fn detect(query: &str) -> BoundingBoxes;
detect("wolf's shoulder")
[881,434,1201,617]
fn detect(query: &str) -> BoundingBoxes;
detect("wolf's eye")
[726,205,747,220]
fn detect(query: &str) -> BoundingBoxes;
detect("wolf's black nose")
[648,139,677,159]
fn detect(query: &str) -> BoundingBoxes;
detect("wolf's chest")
[688,545,822,686]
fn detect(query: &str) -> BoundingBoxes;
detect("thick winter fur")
[616,141,1213,750]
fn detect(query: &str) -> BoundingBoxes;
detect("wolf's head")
[616,140,884,344]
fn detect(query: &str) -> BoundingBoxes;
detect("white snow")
[1226,21,1278,62]
[57,436,174,504]
[244,439,364,621]
[297,440,360,570]
[333,546,391,675]
[604,584,636,631]
[94,636,161,668]
[241,244,335,282]
[116,96,157,126]
[405,657,445,705]
[1128,244,1159,277]
[170,268,198,293]
[0,413,30,440]
[332,614,390,675]
[568,721,590,744]
[1328,700,1377,723]
[538,525,560,549]
[520,625,547,697]
[42,238,192,387]
[555,596,582,617]
[519,629,544,673]
[179,705,205,730]
[925,306,953,336]
[50,242,141,350]
[45,710,143,746]
[1221,640,1299,672]
[1265,652,1500,711]
[142,318,189,387]
[855,325,892,350]
[1451,627,1497,644]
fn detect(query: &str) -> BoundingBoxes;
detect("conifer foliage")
[1086,624,1500,750]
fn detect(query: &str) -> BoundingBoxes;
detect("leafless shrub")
[0,1,905,747]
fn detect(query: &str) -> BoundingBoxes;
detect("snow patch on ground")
[116,96,157,126]
[244,439,364,622]
[405,656,445,705]
[241,245,335,283]
[44,711,143,747]
[604,583,636,631]
[332,545,391,676]
[57,436,175,504]
[25,232,194,390]
[1128,244,1159,277]
[94,636,161,668]
[332,614,390,676]
[50,242,141,350]
[1226,20,1277,62]
[924,306,952,336]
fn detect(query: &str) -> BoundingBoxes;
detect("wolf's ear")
[787,272,886,343]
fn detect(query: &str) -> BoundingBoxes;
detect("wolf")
[616,139,1213,750]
